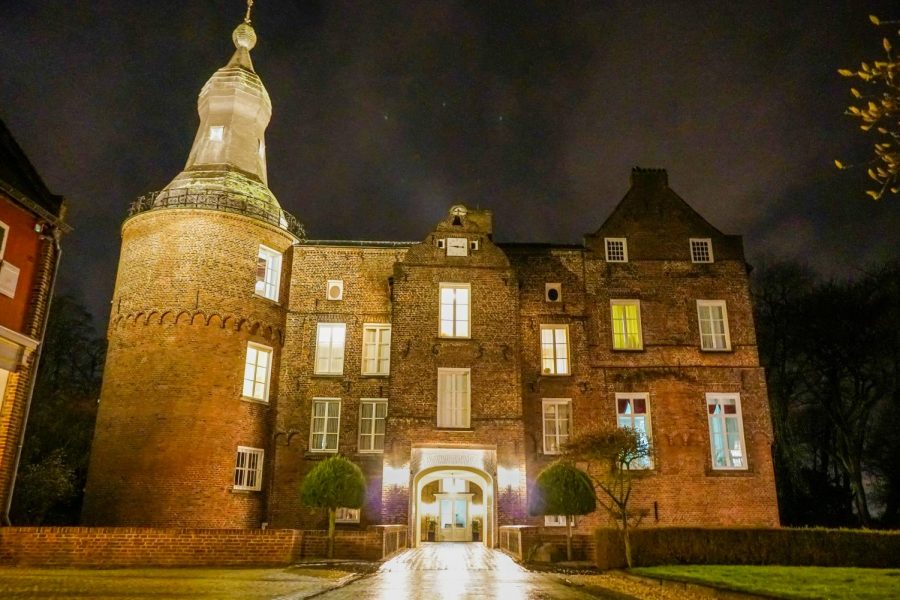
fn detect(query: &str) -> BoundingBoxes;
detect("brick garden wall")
[0,526,407,567]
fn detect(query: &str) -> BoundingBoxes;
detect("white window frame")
[706,393,748,470]
[310,398,341,453]
[315,323,346,375]
[542,398,571,455]
[697,300,731,351]
[437,368,471,428]
[335,507,361,523]
[0,220,9,261]
[690,238,714,263]
[209,125,224,141]
[0,368,9,414]
[359,398,388,453]
[233,446,264,491]
[605,237,628,262]
[242,342,273,402]
[361,324,391,376]
[439,283,471,338]
[254,245,282,302]
[610,299,643,350]
[544,515,569,527]
[540,325,570,375]
[616,393,653,469]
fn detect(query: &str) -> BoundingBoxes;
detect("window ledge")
[312,373,344,378]
[705,466,753,477]
[700,348,733,353]
[241,396,270,406]
[357,451,384,457]
[435,336,474,342]
[435,427,475,432]
[540,373,572,378]
[361,373,390,378]
[612,348,645,352]
[231,488,260,494]
[252,293,281,306]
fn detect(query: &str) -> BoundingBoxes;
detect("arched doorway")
[412,466,494,546]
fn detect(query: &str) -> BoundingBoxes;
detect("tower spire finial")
[244,0,254,24]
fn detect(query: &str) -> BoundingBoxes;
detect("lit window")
[233,446,264,491]
[315,323,346,375]
[707,393,747,470]
[545,515,569,527]
[605,238,628,262]
[439,283,470,338]
[209,125,224,141]
[359,399,387,453]
[437,368,470,428]
[362,324,391,375]
[0,368,9,414]
[242,342,272,402]
[610,300,643,350]
[697,300,731,351]
[310,398,341,452]
[542,399,571,454]
[335,507,360,523]
[540,325,570,375]
[690,238,713,263]
[254,245,282,301]
[616,393,652,469]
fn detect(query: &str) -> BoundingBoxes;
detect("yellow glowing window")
[242,342,272,402]
[315,323,346,375]
[611,300,643,350]
[540,325,570,375]
[361,324,391,375]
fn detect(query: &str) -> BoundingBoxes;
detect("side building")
[83,15,779,539]
[0,117,69,523]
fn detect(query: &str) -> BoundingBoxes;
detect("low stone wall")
[0,525,409,567]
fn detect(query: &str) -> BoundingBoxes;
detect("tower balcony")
[128,187,305,239]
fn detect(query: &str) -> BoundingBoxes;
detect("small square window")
[234,446,264,491]
[690,239,713,263]
[544,515,569,527]
[209,125,224,141]
[470,240,480,251]
[436,239,446,249]
[335,507,360,523]
[605,238,628,262]
[326,280,344,301]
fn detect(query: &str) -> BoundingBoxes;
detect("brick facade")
[84,166,778,540]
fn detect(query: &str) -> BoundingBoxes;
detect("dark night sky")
[1,1,898,326]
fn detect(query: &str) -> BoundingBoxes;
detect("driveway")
[316,542,606,599]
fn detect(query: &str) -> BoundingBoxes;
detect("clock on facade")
[446,237,468,256]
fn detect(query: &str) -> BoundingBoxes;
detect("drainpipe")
[3,229,63,525]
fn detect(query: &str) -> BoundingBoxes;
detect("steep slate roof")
[585,167,745,261]
[0,117,65,220]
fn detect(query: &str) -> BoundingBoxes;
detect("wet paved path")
[316,542,608,599]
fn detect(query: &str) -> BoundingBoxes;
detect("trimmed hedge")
[595,527,900,570]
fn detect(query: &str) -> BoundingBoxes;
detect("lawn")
[632,565,900,600]
[0,565,356,599]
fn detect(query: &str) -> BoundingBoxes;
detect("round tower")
[83,11,301,527]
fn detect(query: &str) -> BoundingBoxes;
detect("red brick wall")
[0,526,407,567]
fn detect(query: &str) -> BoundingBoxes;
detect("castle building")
[83,15,779,541]
[0,118,69,523]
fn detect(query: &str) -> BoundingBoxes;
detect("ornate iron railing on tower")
[128,188,305,239]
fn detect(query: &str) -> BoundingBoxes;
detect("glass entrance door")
[438,494,470,541]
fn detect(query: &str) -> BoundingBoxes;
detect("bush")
[595,527,900,570]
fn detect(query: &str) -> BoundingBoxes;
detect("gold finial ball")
[232,22,257,51]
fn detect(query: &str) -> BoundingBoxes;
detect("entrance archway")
[412,466,494,547]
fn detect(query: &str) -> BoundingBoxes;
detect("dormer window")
[690,239,713,263]
[209,126,224,141]
[605,238,628,262]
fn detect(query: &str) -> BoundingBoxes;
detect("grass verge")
[632,565,900,600]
